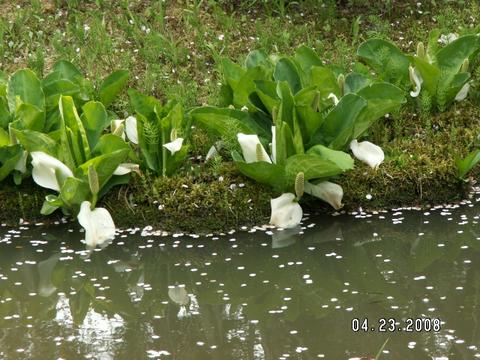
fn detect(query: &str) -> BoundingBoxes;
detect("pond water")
[1,198,480,360]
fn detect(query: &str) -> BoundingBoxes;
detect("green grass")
[0,0,479,229]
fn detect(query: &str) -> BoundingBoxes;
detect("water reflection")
[1,200,480,359]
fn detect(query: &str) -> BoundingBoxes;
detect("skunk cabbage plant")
[128,89,191,176]
[358,32,480,111]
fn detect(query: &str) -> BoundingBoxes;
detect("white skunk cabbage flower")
[409,66,423,98]
[327,93,339,106]
[237,133,272,163]
[350,139,384,170]
[77,201,116,248]
[14,150,28,173]
[113,163,140,176]
[455,82,470,101]
[163,138,184,155]
[304,181,344,210]
[269,193,303,229]
[124,116,138,144]
[168,285,189,306]
[271,126,277,164]
[30,151,73,192]
[205,145,218,161]
[438,33,458,45]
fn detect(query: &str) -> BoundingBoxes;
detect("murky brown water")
[1,199,480,359]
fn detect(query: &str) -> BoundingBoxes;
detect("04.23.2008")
[351,318,441,332]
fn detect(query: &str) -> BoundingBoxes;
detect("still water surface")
[1,200,480,359]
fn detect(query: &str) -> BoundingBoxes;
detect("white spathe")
[269,193,303,229]
[168,285,189,306]
[237,133,272,164]
[327,93,339,106]
[111,119,125,139]
[77,201,116,248]
[304,181,344,210]
[409,66,423,98]
[205,145,218,161]
[271,126,277,164]
[125,116,138,144]
[14,150,28,173]
[30,151,74,192]
[455,82,470,101]
[350,139,385,170]
[113,163,141,176]
[163,138,184,155]
[438,33,458,45]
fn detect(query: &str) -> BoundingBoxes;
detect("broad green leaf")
[357,39,410,83]
[93,134,134,159]
[310,66,340,97]
[0,144,23,181]
[456,149,480,179]
[276,81,295,130]
[253,80,279,114]
[245,50,271,69]
[0,127,9,146]
[222,58,245,89]
[14,102,46,131]
[52,60,83,82]
[166,143,189,176]
[436,35,480,71]
[190,106,268,140]
[294,87,323,143]
[42,77,80,110]
[77,149,129,190]
[40,194,63,215]
[81,101,110,149]
[293,45,323,77]
[235,161,287,191]
[353,83,405,138]
[285,153,347,182]
[307,145,354,171]
[311,93,367,150]
[128,88,161,121]
[135,113,160,172]
[233,66,271,108]
[274,58,302,94]
[11,129,59,157]
[99,70,129,107]
[59,95,91,167]
[412,56,440,95]
[344,73,371,94]
[0,97,11,129]
[446,72,470,101]
[7,69,45,113]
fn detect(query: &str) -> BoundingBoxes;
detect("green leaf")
[456,149,480,179]
[357,39,410,83]
[128,88,161,121]
[59,177,90,210]
[92,134,133,158]
[0,144,23,182]
[12,129,59,156]
[353,82,406,138]
[311,93,367,150]
[307,145,354,171]
[245,50,271,69]
[59,95,91,167]
[190,106,269,140]
[0,97,11,129]
[0,127,9,146]
[233,66,271,108]
[285,153,348,182]
[436,35,480,72]
[310,66,340,97]
[293,45,323,77]
[52,60,83,81]
[81,101,110,149]
[253,80,279,114]
[235,161,287,191]
[42,76,81,110]
[77,149,129,191]
[40,194,63,215]
[7,69,45,113]
[14,102,46,131]
[274,58,302,94]
[412,56,440,95]
[344,73,371,94]
[98,70,129,107]
[98,174,131,199]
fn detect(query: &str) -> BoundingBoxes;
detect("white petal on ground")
[168,285,189,306]
[237,133,272,164]
[30,151,74,192]
[269,193,303,229]
[409,66,423,98]
[113,163,140,176]
[350,139,385,170]
[163,138,184,155]
[304,181,344,210]
[77,201,116,248]
[455,82,470,101]
[125,116,138,144]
